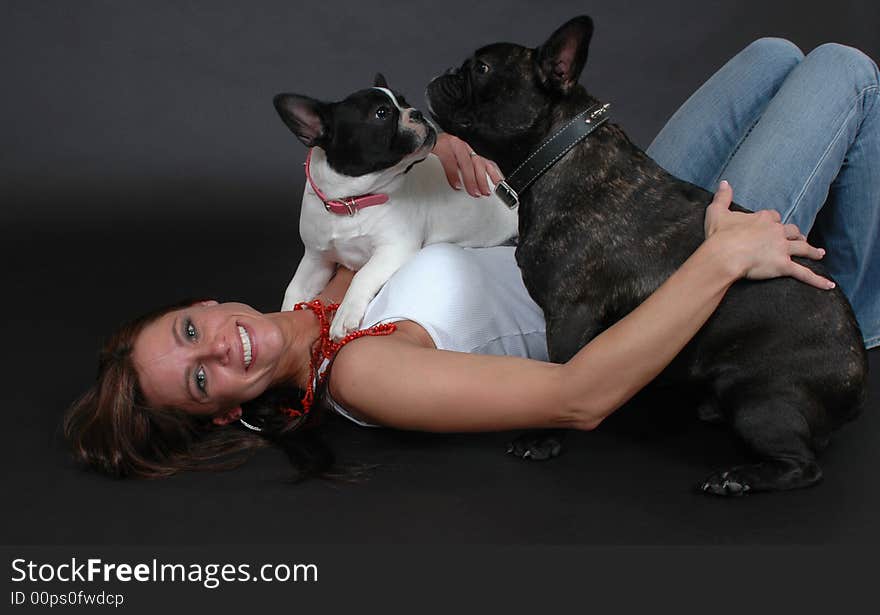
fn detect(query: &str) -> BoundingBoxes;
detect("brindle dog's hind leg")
[700,385,830,496]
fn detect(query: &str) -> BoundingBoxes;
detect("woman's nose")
[202,337,231,365]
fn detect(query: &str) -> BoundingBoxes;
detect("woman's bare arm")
[331,332,569,431]
[329,183,831,432]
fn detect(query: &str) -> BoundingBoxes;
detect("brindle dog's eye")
[476,61,490,74]
[375,106,390,119]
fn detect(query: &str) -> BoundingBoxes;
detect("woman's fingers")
[713,180,734,208]
[786,261,836,290]
[453,143,480,196]
[704,181,735,237]
[782,223,804,240]
[486,160,504,185]
[787,238,826,260]
[440,156,462,190]
[431,133,461,190]
[704,180,834,290]
[434,132,502,197]
[471,156,492,196]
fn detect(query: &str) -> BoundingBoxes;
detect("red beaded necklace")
[288,299,397,418]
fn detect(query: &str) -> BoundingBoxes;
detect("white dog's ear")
[535,15,594,95]
[273,94,330,147]
[373,72,389,88]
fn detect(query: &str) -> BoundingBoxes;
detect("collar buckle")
[586,103,611,124]
[322,198,358,216]
[495,180,519,210]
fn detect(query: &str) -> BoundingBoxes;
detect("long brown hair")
[63,299,337,481]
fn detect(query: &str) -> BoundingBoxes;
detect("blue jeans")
[647,38,880,349]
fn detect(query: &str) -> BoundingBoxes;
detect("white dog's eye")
[375,106,390,120]
[476,61,490,74]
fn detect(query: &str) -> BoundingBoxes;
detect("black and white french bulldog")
[274,74,517,340]
[426,17,868,494]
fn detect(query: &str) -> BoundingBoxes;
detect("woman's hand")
[432,133,504,197]
[704,181,834,289]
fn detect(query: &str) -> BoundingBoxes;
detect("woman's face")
[132,301,288,420]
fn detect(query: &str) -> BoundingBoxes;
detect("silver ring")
[468,151,478,157]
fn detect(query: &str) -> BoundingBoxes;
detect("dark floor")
[3,0,879,547]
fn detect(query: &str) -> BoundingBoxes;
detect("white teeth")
[238,325,252,368]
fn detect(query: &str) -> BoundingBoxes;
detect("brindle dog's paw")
[699,459,822,495]
[506,434,563,461]
[698,469,753,497]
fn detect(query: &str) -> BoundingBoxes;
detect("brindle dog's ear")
[373,72,389,88]
[273,94,331,148]
[535,16,594,94]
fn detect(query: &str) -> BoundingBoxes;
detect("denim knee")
[743,37,804,69]
[806,43,880,95]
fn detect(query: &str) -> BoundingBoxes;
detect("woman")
[65,39,879,480]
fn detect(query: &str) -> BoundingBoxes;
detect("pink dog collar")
[304,149,389,216]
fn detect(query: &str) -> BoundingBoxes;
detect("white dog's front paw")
[281,283,313,311]
[329,301,366,341]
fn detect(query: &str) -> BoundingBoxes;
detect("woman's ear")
[212,406,243,426]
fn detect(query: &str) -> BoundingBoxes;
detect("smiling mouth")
[237,325,253,369]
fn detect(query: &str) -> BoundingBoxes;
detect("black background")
[3,0,879,555]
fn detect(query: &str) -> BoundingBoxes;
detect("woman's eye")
[185,319,197,340]
[195,366,207,393]
[375,106,390,120]
[476,61,490,74]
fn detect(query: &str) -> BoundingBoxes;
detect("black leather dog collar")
[495,102,611,209]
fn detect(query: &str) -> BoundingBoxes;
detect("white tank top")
[323,243,549,426]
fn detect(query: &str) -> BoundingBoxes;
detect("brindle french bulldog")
[426,16,867,495]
